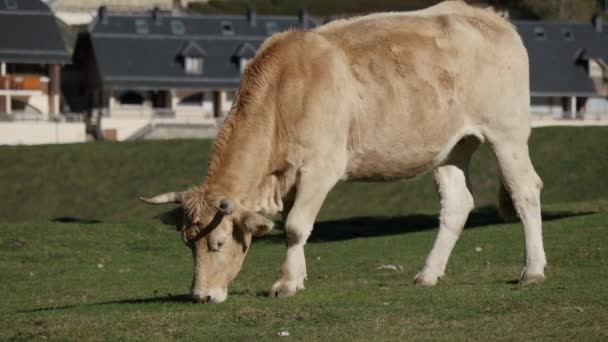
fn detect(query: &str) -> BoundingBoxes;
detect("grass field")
[1,127,607,340]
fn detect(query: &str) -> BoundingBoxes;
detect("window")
[135,19,149,34]
[266,22,279,35]
[171,20,185,35]
[185,57,203,74]
[534,27,546,40]
[239,58,251,74]
[5,0,17,10]
[221,21,234,35]
[589,59,603,78]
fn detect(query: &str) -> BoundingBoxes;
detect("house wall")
[92,88,236,140]
[0,94,50,118]
[530,97,564,118]
[0,63,61,119]
[172,90,215,119]
[14,94,50,115]
[101,118,150,141]
[0,122,86,145]
[585,97,608,119]
[100,89,230,141]
[107,89,231,121]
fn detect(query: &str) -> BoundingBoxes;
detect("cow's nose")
[192,293,210,303]
[192,293,214,304]
[191,288,227,303]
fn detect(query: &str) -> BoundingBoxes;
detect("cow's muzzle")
[191,288,227,304]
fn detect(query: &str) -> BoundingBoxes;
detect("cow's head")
[140,188,273,303]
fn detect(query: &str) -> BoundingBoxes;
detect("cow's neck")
[202,110,292,215]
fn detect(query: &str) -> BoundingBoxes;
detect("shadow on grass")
[52,217,102,224]
[17,294,194,313]
[260,206,595,243]
[18,291,273,314]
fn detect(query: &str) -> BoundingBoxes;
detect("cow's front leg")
[270,167,338,297]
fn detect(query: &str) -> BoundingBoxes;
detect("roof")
[514,20,608,97]
[0,0,72,64]
[87,9,317,89]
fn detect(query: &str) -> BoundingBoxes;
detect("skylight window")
[221,21,234,35]
[185,57,203,74]
[534,27,546,40]
[5,0,17,9]
[135,19,149,34]
[562,28,574,40]
[171,20,185,35]
[266,22,279,35]
[239,58,251,74]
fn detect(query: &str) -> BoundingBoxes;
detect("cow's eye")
[208,239,225,252]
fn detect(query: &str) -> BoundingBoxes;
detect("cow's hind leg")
[489,136,546,284]
[414,137,478,286]
[270,166,340,297]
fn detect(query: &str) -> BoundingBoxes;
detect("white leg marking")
[414,164,474,286]
[492,140,546,284]
[270,167,339,298]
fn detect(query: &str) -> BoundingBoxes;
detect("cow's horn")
[139,192,182,204]
[217,199,234,215]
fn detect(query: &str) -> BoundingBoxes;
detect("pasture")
[1,127,607,340]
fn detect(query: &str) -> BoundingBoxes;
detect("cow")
[141,0,546,304]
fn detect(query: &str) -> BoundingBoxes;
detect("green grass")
[0,127,607,340]
[1,127,607,223]
[1,212,607,340]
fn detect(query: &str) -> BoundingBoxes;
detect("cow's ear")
[240,212,274,237]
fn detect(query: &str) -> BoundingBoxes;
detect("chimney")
[247,7,257,27]
[152,6,162,25]
[98,6,108,24]
[592,14,603,32]
[298,9,309,29]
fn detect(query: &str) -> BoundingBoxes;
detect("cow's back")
[309,1,528,180]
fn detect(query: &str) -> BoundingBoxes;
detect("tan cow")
[141,0,546,303]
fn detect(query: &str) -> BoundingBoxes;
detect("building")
[49,0,195,25]
[0,0,87,145]
[74,7,316,140]
[515,18,608,120]
[0,0,71,121]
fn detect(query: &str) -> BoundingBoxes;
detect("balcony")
[0,75,49,94]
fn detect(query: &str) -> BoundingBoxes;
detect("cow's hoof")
[413,271,441,287]
[520,271,545,285]
[269,280,304,298]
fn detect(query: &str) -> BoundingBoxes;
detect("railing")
[531,112,608,121]
[0,112,86,122]
[107,105,176,118]
[0,75,49,92]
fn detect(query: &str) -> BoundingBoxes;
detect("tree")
[189,0,605,20]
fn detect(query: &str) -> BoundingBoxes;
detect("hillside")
[1,127,607,223]
[190,0,606,21]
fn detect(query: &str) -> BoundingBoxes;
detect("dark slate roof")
[89,9,318,90]
[0,0,71,64]
[514,20,608,97]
